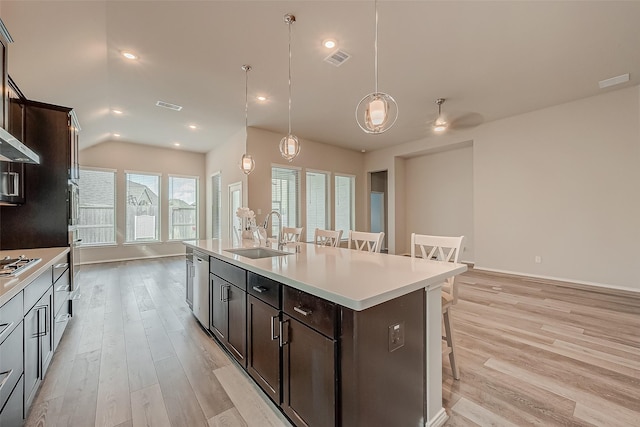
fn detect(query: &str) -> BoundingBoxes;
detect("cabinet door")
[185,260,193,309]
[226,284,246,367]
[282,315,336,427]
[40,287,54,378]
[247,296,280,403]
[210,275,228,341]
[23,303,40,411]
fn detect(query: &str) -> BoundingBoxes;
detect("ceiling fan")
[429,98,484,134]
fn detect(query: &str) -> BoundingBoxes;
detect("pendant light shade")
[356,0,398,135]
[280,13,300,162]
[239,64,255,175]
[433,98,448,133]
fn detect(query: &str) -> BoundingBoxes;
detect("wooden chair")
[281,227,303,243]
[314,229,343,247]
[348,231,385,253]
[411,233,464,380]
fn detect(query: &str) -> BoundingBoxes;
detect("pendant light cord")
[287,17,293,135]
[374,0,379,94]
[245,68,249,132]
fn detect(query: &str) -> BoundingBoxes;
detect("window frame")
[124,170,162,244]
[167,174,199,241]
[77,167,117,247]
[271,164,302,237]
[334,173,355,241]
[305,168,331,242]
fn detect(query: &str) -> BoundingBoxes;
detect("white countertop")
[185,239,467,311]
[0,247,69,306]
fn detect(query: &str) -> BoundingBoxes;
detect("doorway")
[369,171,388,251]
[229,181,242,245]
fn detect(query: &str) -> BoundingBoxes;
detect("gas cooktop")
[0,255,41,277]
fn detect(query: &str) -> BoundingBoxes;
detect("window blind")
[335,175,355,239]
[271,166,300,237]
[168,176,198,240]
[78,168,116,246]
[212,174,221,239]
[306,171,329,241]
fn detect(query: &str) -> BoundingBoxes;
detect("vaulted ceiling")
[2,1,639,153]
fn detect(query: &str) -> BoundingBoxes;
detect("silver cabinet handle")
[55,313,71,323]
[0,369,13,392]
[0,322,14,343]
[252,286,267,293]
[7,172,19,196]
[279,319,290,347]
[54,263,69,269]
[270,315,279,340]
[293,306,312,316]
[56,284,70,292]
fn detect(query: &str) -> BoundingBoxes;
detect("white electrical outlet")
[535,256,542,264]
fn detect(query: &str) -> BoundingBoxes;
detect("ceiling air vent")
[155,100,183,111]
[324,50,351,67]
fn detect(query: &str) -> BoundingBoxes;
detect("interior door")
[228,181,242,245]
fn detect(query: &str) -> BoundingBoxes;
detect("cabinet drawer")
[0,320,23,411]
[248,272,281,308]
[0,292,22,344]
[211,257,246,290]
[54,301,71,351]
[53,268,71,315]
[0,375,23,427]
[284,287,337,339]
[24,266,52,315]
[53,261,69,284]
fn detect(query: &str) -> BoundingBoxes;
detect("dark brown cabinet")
[24,286,54,411]
[0,78,26,206]
[0,21,9,131]
[281,287,338,427]
[0,100,77,250]
[210,257,247,367]
[247,272,282,404]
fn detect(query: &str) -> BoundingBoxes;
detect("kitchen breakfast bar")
[185,239,467,427]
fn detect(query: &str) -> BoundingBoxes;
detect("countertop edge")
[184,241,467,311]
[0,247,70,307]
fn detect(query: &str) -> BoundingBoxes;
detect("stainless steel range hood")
[0,126,40,164]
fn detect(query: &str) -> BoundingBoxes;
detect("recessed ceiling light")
[256,96,267,102]
[112,109,123,115]
[122,51,137,60]
[323,39,337,49]
[174,142,181,147]
[188,124,197,129]
[113,133,121,137]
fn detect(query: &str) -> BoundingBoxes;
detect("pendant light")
[240,65,255,175]
[433,98,448,133]
[356,0,398,134]
[279,13,300,162]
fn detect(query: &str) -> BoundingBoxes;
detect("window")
[126,172,160,242]
[306,171,329,242]
[78,168,116,246]
[271,166,300,237]
[168,176,198,240]
[335,174,355,239]
[211,173,222,239]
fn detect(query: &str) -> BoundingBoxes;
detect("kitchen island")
[185,238,467,427]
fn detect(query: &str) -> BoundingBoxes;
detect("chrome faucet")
[262,210,285,249]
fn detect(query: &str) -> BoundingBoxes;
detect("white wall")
[366,85,640,291]
[204,128,247,240]
[79,140,206,263]
[404,145,474,262]
[246,127,365,240]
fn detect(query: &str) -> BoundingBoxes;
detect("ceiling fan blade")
[449,112,484,130]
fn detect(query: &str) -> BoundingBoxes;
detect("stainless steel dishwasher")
[192,251,210,328]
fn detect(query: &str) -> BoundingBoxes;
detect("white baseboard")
[79,253,184,265]
[426,407,449,427]
[473,266,640,295]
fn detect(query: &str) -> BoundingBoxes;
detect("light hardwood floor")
[25,257,639,427]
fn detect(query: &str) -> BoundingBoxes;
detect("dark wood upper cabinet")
[0,20,10,131]
[0,100,76,249]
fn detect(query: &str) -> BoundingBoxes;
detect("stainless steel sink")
[224,247,291,259]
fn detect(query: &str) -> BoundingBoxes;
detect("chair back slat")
[314,229,343,247]
[410,233,464,303]
[348,231,385,253]
[282,227,303,243]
